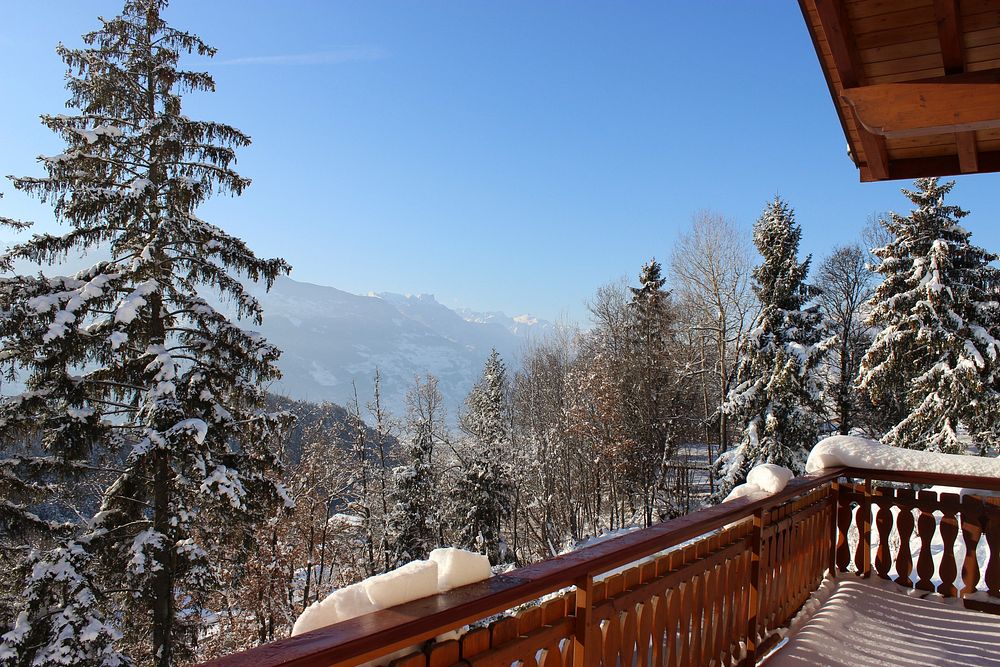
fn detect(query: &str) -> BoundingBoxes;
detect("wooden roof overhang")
[799,0,1000,181]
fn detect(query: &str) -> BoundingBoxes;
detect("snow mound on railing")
[291,548,491,638]
[724,463,794,502]
[805,435,1000,477]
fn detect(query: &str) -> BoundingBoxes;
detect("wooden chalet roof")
[799,0,1000,181]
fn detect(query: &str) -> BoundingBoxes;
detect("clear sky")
[2,1,999,323]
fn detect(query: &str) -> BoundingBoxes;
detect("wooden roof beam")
[842,70,1000,139]
[934,0,979,173]
[813,0,889,180]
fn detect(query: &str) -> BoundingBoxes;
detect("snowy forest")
[2,2,1000,666]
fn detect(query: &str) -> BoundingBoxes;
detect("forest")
[2,1,1000,666]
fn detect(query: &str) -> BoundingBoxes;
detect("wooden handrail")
[197,465,1000,667]
[841,467,1000,491]
[198,467,845,667]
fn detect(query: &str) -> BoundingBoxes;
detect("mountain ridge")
[247,276,553,420]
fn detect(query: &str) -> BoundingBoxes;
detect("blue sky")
[2,1,998,323]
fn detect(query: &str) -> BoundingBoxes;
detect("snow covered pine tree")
[456,349,514,565]
[388,419,438,565]
[0,1,292,665]
[858,178,1000,454]
[716,197,828,498]
[627,259,685,524]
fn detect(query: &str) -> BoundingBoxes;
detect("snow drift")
[430,547,493,591]
[806,435,1000,477]
[723,463,794,502]
[292,548,492,637]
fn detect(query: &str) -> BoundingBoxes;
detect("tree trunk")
[151,449,174,667]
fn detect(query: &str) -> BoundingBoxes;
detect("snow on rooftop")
[806,435,1000,478]
[764,574,1000,666]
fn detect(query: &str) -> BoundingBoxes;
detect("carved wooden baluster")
[635,574,654,667]
[776,519,789,626]
[861,479,873,577]
[540,642,563,667]
[737,550,752,660]
[853,500,867,574]
[391,651,428,667]
[960,496,984,597]
[712,560,726,666]
[648,594,665,667]
[894,489,916,588]
[985,503,1000,598]
[836,494,852,572]
[603,574,624,667]
[460,627,491,665]
[664,585,680,667]
[677,580,692,667]
[761,528,777,632]
[428,638,460,667]
[541,598,569,667]
[874,489,894,580]
[602,614,620,667]
[691,574,706,667]
[520,609,544,667]
[619,605,637,667]
[697,566,714,666]
[717,558,733,666]
[915,490,938,592]
[491,615,520,662]
[937,492,960,597]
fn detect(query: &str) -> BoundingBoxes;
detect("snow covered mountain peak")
[247,277,553,419]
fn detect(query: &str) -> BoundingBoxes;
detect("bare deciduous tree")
[669,212,757,457]
[814,245,876,435]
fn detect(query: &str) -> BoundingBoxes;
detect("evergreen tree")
[455,349,513,564]
[388,419,437,565]
[857,178,1000,454]
[629,259,669,318]
[0,1,292,664]
[627,259,686,524]
[716,197,827,497]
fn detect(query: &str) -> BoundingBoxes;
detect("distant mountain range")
[9,248,552,420]
[244,276,554,420]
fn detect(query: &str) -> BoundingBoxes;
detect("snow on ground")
[764,574,1000,666]
[806,435,1000,477]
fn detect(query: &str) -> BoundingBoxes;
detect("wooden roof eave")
[800,0,1000,182]
[798,0,870,179]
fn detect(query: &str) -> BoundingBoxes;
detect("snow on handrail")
[809,435,1000,490]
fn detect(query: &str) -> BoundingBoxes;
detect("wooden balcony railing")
[200,466,1000,667]
[832,469,1000,613]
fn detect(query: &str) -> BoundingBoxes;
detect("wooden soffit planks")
[800,0,1000,181]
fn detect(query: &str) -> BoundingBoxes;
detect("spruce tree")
[716,197,827,497]
[388,419,437,565]
[858,178,1000,454]
[455,349,513,564]
[0,1,291,664]
[627,259,682,525]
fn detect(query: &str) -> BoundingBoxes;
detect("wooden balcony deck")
[199,467,1000,667]
[764,575,1000,666]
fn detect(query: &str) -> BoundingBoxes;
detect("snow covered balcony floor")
[764,575,1000,666]
[200,465,1000,667]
